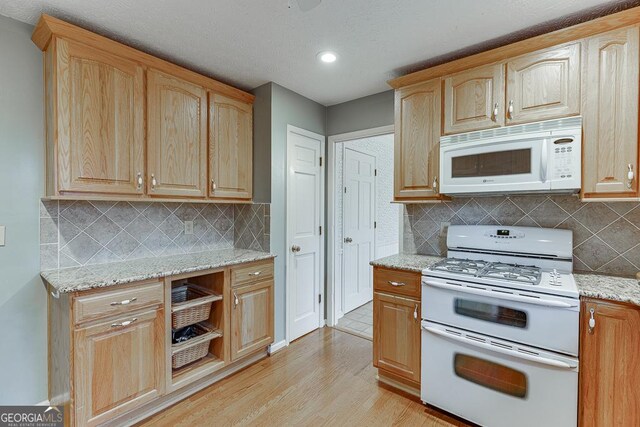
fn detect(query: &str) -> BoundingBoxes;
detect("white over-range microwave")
[439,117,582,195]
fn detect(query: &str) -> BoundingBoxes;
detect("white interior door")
[342,148,375,313]
[287,126,324,342]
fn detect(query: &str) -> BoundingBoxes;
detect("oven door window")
[454,299,528,328]
[451,148,531,178]
[454,353,528,398]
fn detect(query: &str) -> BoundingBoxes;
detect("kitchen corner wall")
[403,196,640,277]
[39,200,270,270]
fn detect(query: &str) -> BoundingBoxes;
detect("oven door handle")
[422,325,577,370]
[424,280,578,308]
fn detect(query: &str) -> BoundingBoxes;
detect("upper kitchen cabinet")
[394,79,442,200]
[582,26,639,198]
[443,63,505,134]
[505,43,581,125]
[43,38,145,196]
[147,70,208,198]
[209,93,253,200]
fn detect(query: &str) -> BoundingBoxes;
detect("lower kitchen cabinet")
[230,279,274,361]
[579,298,640,426]
[74,308,165,426]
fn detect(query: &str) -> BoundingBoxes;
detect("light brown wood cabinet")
[582,26,639,198]
[147,69,208,198]
[394,79,442,200]
[74,308,165,426]
[230,279,274,361]
[373,267,421,391]
[505,42,581,125]
[45,38,145,196]
[209,93,253,200]
[579,299,640,426]
[443,63,505,134]
[34,15,255,202]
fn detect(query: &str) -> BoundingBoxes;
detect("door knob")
[344,237,353,243]
[291,245,301,253]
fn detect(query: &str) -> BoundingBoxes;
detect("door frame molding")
[326,125,395,327]
[285,125,326,344]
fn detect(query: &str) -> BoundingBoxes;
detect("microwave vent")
[442,116,582,145]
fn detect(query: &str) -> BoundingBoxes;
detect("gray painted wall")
[270,83,326,343]
[326,90,394,136]
[0,15,47,404]
[251,83,272,203]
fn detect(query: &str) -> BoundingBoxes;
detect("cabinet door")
[443,63,505,134]
[74,308,165,427]
[147,69,207,198]
[55,39,144,195]
[394,79,441,200]
[582,26,639,197]
[506,43,580,125]
[580,300,640,426]
[230,280,274,361]
[209,93,253,199]
[373,292,421,383]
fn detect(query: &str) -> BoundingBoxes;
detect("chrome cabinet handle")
[248,271,262,276]
[492,102,499,121]
[136,173,143,190]
[110,297,137,306]
[233,292,239,308]
[388,281,406,287]
[211,179,217,192]
[291,245,301,252]
[507,100,514,119]
[151,174,157,190]
[627,164,634,189]
[433,176,438,193]
[588,308,596,334]
[111,318,137,328]
[344,237,353,243]
[414,304,418,320]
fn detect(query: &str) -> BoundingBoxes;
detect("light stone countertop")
[41,248,275,294]
[371,253,640,307]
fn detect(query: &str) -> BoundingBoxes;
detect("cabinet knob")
[151,174,157,190]
[136,172,143,190]
[588,308,596,334]
[233,292,239,308]
[507,100,514,119]
[414,304,419,320]
[111,318,138,328]
[387,281,406,287]
[110,297,137,306]
[211,179,217,192]
[492,103,499,122]
[344,237,353,243]
[627,164,634,189]
[433,176,438,193]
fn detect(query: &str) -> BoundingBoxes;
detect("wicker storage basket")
[171,284,221,329]
[171,323,221,369]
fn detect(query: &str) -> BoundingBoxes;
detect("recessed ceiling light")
[317,51,337,63]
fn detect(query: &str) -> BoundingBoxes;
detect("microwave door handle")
[540,138,548,183]
[422,325,576,369]
[424,279,577,308]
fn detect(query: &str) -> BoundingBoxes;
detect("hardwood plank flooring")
[138,328,469,426]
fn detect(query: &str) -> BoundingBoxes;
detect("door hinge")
[319,294,322,304]
[374,221,377,229]
[319,157,323,167]
[374,169,377,177]
[344,187,347,193]
[319,225,322,235]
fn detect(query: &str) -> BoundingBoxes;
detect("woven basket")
[171,284,221,329]
[171,323,220,369]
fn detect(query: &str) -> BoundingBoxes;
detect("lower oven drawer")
[422,276,579,355]
[421,321,578,427]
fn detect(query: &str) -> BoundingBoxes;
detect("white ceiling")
[0,0,632,105]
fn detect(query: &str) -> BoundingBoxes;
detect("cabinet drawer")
[231,260,274,287]
[74,281,164,324]
[373,267,421,299]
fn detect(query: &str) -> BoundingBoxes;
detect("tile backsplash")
[40,200,270,270]
[403,195,640,277]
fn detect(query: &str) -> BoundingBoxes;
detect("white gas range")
[421,225,579,427]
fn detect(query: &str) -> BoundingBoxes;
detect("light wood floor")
[138,328,469,426]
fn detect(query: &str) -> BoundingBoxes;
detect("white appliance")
[421,225,579,427]
[439,117,582,195]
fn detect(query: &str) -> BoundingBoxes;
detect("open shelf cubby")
[169,270,226,381]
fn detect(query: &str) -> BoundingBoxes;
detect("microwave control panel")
[550,137,578,180]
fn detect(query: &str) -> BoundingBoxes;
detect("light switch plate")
[0,225,5,246]
[184,221,194,235]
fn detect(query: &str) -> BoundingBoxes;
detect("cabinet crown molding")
[31,14,255,104]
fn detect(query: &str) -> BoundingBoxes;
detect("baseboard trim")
[376,372,420,398]
[268,339,288,354]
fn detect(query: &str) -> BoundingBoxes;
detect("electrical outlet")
[0,225,4,246]
[440,221,450,237]
[184,221,194,235]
